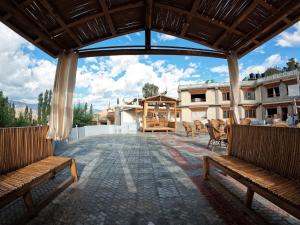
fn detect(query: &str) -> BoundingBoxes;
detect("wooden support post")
[245,188,254,208]
[71,159,78,182]
[203,156,210,180]
[227,52,240,125]
[23,191,34,210]
[145,28,151,50]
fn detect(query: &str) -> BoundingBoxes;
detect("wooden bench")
[203,125,300,219]
[0,126,78,222]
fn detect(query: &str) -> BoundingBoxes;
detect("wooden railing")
[0,126,53,175]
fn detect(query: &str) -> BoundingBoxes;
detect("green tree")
[89,104,93,115]
[47,90,52,116]
[73,103,94,127]
[142,83,159,98]
[37,93,43,124]
[284,58,299,71]
[0,91,15,127]
[15,112,31,127]
[24,105,29,122]
[84,103,88,114]
[29,108,33,124]
[42,90,49,124]
[264,67,282,76]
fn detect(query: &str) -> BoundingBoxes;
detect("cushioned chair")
[183,122,195,137]
[207,119,227,151]
[272,122,289,127]
[194,120,208,134]
[240,118,251,125]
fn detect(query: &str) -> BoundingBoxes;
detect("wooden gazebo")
[142,95,178,132]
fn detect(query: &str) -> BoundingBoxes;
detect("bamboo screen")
[0,126,53,175]
[230,125,300,180]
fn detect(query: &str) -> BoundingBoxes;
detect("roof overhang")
[0,0,299,58]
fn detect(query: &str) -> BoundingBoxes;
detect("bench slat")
[209,155,300,206]
[0,156,72,201]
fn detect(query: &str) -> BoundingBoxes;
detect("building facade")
[178,70,300,122]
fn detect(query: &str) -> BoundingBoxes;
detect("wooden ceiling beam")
[40,0,82,46]
[235,1,300,53]
[2,0,33,20]
[180,0,201,36]
[257,0,291,23]
[145,0,153,49]
[6,0,62,50]
[78,48,227,59]
[99,0,116,35]
[155,3,243,36]
[239,9,300,57]
[213,0,259,48]
[51,1,144,35]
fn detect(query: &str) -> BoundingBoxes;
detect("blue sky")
[0,22,299,109]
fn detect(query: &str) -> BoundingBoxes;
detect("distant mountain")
[9,100,38,111]
[9,100,101,113]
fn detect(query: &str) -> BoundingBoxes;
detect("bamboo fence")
[0,126,53,175]
[230,125,300,180]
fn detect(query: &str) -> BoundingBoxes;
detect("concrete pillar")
[227,52,240,124]
[215,88,220,119]
[114,106,121,125]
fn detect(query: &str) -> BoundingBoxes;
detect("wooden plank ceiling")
[0,0,299,58]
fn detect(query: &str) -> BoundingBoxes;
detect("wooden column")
[227,52,240,124]
[143,102,148,132]
[174,101,177,132]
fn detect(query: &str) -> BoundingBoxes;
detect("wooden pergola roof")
[0,0,299,58]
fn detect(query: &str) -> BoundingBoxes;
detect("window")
[245,109,256,118]
[244,91,255,100]
[267,87,280,98]
[267,108,277,118]
[191,94,206,102]
[223,110,230,119]
[222,92,230,101]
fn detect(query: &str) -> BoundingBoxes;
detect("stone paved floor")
[0,132,299,225]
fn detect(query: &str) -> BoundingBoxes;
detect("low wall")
[67,123,138,142]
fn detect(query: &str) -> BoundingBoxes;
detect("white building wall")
[181,108,192,122]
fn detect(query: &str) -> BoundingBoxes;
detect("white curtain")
[227,53,240,124]
[47,51,78,140]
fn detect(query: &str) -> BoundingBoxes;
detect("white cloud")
[254,45,265,54]
[210,65,228,74]
[210,54,283,80]
[0,23,56,103]
[84,57,98,63]
[157,33,177,41]
[74,55,198,109]
[276,22,300,47]
[184,56,190,60]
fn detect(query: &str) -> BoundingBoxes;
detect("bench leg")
[23,191,33,211]
[245,188,254,208]
[71,159,78,182]
[203,157,210,180]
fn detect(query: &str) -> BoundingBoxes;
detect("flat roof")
[178,70,300,91]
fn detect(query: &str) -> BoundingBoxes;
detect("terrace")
[0,0,300,225]
[1,133,299,225]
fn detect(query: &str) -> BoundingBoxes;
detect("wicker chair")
[272,122,289,127]
[207,119,227,151]
[183,122,195,137]
[240,118,251,125]
[297,123,300,128]
[194,120,208,135]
